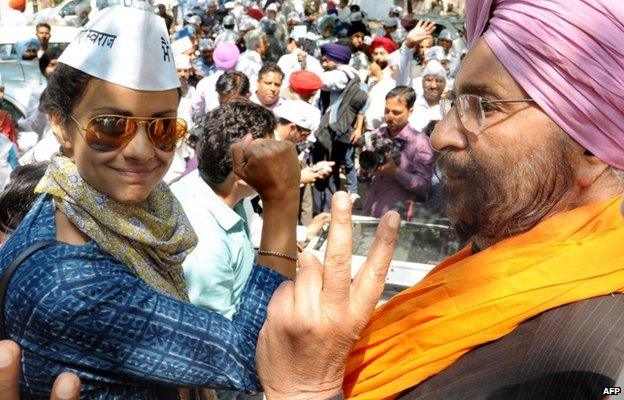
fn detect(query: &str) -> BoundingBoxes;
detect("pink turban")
[466,0,624,169]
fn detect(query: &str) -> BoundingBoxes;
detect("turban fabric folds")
[467,0,624,169]
[289,70,323,96]
[370,36,396,54]
[321,43,351,64]
[213,42,240,70]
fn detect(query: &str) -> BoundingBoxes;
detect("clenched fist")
[231,134,301,204]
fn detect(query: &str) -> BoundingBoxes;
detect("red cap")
[289,70,323,96]
[370,36,397,54]
[247,7,264,21]
[9,0,26,11]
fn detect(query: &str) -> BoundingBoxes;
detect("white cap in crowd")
[171,36,193,55]
[58,3,179,91]
[438,29,456,41]
[174,54,192,70]
[422,59,447,79]
[273,100,322,132]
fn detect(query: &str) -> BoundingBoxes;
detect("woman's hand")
[256,192,400,399]
[0,340,81,400]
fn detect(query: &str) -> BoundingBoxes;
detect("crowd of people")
[0,0,623,399]
[2,0,468,225]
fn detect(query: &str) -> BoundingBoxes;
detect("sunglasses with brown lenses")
[70,114,187,152]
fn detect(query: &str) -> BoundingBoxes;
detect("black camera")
[360,137,405,172]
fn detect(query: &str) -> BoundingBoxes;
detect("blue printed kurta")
[0,195,286,399]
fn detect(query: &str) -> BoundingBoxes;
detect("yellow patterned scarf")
[35,155,197,300]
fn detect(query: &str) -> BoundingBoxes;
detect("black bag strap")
[0,239,56,340]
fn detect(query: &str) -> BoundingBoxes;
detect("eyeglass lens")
[85,116,185,152]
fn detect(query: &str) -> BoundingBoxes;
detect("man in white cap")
[408,59,446,131]
[273,99,334,238]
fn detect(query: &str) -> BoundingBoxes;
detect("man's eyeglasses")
[70,114,187,153]
[440,94,535,134]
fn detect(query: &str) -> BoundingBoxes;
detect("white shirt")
[408,94,443,132]
[320,64,357,109]
[277,51,324,83]
[214,29,238,46]
[236,50,263,86]
[365,77,396,131]
[250,92,283,110]
[177,85,196,129]
[191,69,225,121]
[18,133,59,166]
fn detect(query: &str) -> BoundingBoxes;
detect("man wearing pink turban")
[236,2,624,400]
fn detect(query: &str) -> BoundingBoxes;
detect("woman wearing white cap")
[0,4,301,398]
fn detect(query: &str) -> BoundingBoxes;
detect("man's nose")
[430,108,468,152]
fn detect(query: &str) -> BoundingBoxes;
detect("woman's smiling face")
[52,78,180,204]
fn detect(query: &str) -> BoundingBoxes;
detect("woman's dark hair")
[39,63,93,127]
[196,100,276,186]
[386,85,417,109]
[215,71,250,96]
[39,63,182,128]
[0,162,49,234]
[38,46,64,77]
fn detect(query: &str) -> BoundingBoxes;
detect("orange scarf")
[343,196,624,399]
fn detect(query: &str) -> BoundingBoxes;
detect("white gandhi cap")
[273,100,321,132]
[58,2,180,91]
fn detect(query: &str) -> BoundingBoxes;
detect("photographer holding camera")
[361,86,435,218]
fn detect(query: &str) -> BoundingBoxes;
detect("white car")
[32,0,136,26]
[0,26,79,121]
[306,215,463,301]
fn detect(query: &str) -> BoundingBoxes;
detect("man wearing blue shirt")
[171,100,276,318]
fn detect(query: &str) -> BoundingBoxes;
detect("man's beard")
[437,134,577,246]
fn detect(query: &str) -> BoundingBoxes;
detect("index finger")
[322,192,353,305]
[0,340,20,400]
[230,133,254,179]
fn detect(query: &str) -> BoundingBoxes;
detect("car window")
[352,222,463,265]
[60,0,85,16]
[0,44,15,60]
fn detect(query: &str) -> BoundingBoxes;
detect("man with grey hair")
[236,29,268,85]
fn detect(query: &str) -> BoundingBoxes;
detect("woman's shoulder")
[0,195,130,285]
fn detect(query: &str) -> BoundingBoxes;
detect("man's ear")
[49,114,74,158]
[576,150,609,188]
